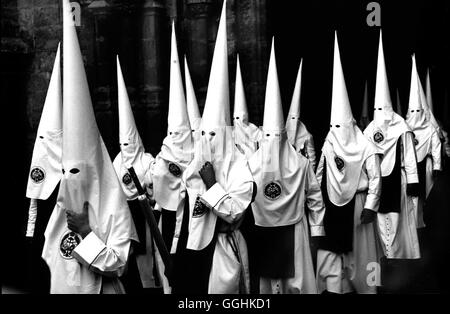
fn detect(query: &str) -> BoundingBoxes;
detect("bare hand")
[360,208,376,224]
[66,201,92,238]
[199,162,216,190]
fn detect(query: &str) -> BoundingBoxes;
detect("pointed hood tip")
[330,30,354,125]
[287,58,304,119]
[168,21,190,131]
[117,56,142,146]
[184,54,201,130]
[373,27,393,115]
[263,38,284,132]
[233,52,248,123]
[201,0,231,130]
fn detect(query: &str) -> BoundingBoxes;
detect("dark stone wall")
[3,0,269,157]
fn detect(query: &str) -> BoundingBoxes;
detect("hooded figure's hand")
[199,162,217,190]
[360,208,376,224]
[66,201,92,238]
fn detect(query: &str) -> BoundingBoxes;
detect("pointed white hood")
[168,22,191,133]
[263,39,285,133]
[233,54,249,124]
[113,57,154,200]
[286,58,313,152]
[233,54,261,158]
[248,38,307,227]
[406,55,434,162]
[373,31,394,122]
[26,44,63,200]
[364,31,410,177]
[183,0,253,251]
[322,32,380,206]
[200,1,231,131]
[329,34,354,128]
[152,22,194,211]
[117,56,144,156]
[184,56,201,132]
[42,0,137,293]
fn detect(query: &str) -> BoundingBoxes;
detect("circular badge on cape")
[122,173,132,186]
[334,156,345,172]
[373,131,385,144]
[414,138,419,146]
[192,195,208,218]
[60,231,82,260]
[168,162,182,177]
[264,182,282,200]
[30,167,45,184]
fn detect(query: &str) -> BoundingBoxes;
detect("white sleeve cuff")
[73,231,106,266]
[406,173,419,184]
[310,225,325,237]
[199,183,229,209]
[364,194,379,212]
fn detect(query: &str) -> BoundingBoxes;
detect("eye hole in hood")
[69,168,80,174]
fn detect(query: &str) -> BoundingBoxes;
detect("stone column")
[184,0,212,110]
[235,0,268,125]
[139,0,168,154]
[87,0,116,155]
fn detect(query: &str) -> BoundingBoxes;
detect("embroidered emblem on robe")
[192,195,208,218]
[264,181,282,200]
[168,162,182,177]
[334,156,345,172]
[373,131,384,143]
[30,167,45,184]
[122,173,132,185]
[60,231,82,259]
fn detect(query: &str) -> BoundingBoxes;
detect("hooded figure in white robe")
[25,43,62,293]
[285,59,317,170]
[315,32,383,294]
[112,57,162,292]
[172,1,254,294]
[151,23,194,261]
[363,31,420,260]
[184,56,202,142]
[232,54,261,159]
[247,39,325,294]
[26,43,62,238]
[405,55,442,228]
[42,0,138,294]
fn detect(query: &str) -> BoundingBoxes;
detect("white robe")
[185,161,254,294]
[377,132,420,259]
[316,154,383,294]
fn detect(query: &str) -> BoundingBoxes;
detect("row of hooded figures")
[25,0,446,294]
